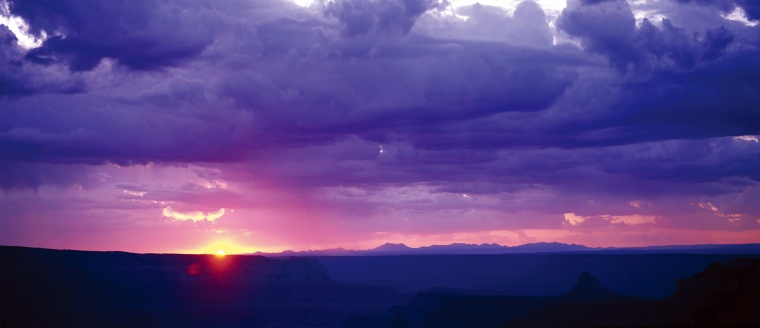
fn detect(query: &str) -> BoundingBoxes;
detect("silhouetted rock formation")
[557,271,641,303]
[508,272,650,328]
[565,271,612,298]
[714,259,760,326]
[363,271,642,328]
[476,253,760,298]
[667,262,739,308]
[664,259,760,326]
[510,258,760,327]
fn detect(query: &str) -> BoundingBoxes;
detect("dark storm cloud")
[10,0,221,71]
[0,161,87,190]
[739,1,760,21]
[1,0,758,220]
[1,0,759,251]
[558,0,641,73]
[541,0,760,148]
[324,0,441,36]
[675,0,760,21]
[217,134,757,209]
[0,92,256,165]
[223,0,756,157]
[558,0,741,72]
[2,0,756,166]
[454,1,553,46]
[309,41,577,133]
[0,24,85,97]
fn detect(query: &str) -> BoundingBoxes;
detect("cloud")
[693,201,748,224]
[0,24,85,97]
[558,0,640,72]
[1,0,759,251]
[734,135,758,142]
[558,0,745,75]
[162,207,226,222]
[564,212,656,226]
[10,0,224,71]
[5,0,752,161]
[564,213,586,225]
[0,161,91,190]
[123,190,146,197]
[604,214,657,225]
[437,1,553,46]
[676,0,760,22]
[698,202,719,212]
[323,0,441,37]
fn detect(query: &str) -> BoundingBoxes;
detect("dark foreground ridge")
[559,271,638,303]
[317,252,760,298]
[0,246,406,327]
[347,258,759,327]
[1,246,758,327]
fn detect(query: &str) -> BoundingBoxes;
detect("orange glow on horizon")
[179,240,261,255]
[169,227,760,255]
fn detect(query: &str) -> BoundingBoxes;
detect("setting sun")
[178,240,264,255]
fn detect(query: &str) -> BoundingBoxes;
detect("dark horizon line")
[2,241,759,256]
[259,241,760,255]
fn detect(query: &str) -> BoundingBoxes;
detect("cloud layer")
[1,0,758,252]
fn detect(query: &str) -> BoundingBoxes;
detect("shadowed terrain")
[318,252,759,298]
[0,246,407,327]
[2,246,758,327]
[509,258,760,327]
[346,258,759,327]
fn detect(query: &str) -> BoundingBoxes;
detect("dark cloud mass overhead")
[12,0,220,71]
[0,0,758,253]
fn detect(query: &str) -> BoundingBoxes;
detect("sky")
[0,0,758,254]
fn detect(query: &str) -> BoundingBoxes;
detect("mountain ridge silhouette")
[257,242,760,256]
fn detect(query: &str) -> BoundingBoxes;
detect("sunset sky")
[1,0,758,254]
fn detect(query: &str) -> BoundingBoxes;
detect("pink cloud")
[162,207,226,222]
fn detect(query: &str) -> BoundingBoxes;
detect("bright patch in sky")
[0,0,46,49]
[564,213,586,225]
[182,241,263,255]
[448,0,566,15]
[288,0,567,21]
[722,6,759,27]
[733,135,759,143]
[564,213,656,225]
[162,207,226,222]
[123,190,147,197]
[291,0,315,7]
[604,215,657,225]
[633,9,667,26]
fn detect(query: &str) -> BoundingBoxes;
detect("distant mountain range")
[256,242,760,256]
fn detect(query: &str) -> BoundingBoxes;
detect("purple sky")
[1,0,758,254]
